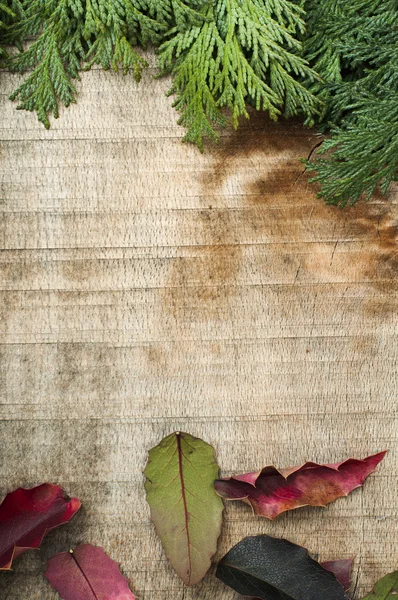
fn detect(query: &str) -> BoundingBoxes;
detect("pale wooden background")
[0,62,397,600]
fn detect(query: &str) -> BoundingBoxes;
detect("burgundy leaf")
[215,452,386,519]
[45,544,135,600]
[0,483,81,569]
[321,559,353,592]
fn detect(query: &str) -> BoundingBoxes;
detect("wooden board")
[0,66,397,600]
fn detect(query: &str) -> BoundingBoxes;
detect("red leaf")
[0,483,81,569]
[321,559,353,592]
[45,544,135,600]
[214,452,386,519]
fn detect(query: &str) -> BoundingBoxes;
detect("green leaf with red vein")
[0,483,80,569]
[361,571,398,600]
[45,544,135,600]
[216,534,350,600]
[214,452,386,519]
[144,431,224,586]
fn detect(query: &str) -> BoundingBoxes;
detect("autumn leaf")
[0,483,80,569]
[214,452,386,519]
[247,559,352,600]
[216,534,350,600]
[321,559,353,592]
[247,558,353,600]
[144,431,224,586]
[45,544,135,600]
[361,571,398,600]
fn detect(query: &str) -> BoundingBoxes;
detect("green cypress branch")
[158,7,228,150]
[8,0,167,127]
[5,0,320,144]
[4,0,396,209]
[306,95,398,207]
[0,1,24,61]
[159,0,321,149]
[303,0,398,205]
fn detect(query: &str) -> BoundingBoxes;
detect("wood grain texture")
[0,65,397,600]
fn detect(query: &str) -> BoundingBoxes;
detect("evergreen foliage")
[1,0,397,206]
[158,0,321,149]
[3,0,319,139]
[303,0,398,206]
[0,1,23,62]
[5,0,172,127]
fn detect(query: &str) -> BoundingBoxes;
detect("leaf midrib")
[70,549,99,600]
[176,432,192,584]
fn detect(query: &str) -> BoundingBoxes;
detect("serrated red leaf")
[0,483,80,569]
[214,452,386,519]
[45,544,135,600]
[321,559,353,592]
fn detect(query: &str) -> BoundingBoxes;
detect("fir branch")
[0,1,24,61]
[159,15,228,150]
[0,5,11,61]
[145,0,210,29]
[168,0,211,29]
[10,30,77,127]
[302,1,346,86]
[8,0,166,127]
[303,0,398,123]
[306,95,398,207]
[6,0,320,147]
[303,0,398,205]
[0,1,16,28]
[159,0,321,149]
[9,0,83,127]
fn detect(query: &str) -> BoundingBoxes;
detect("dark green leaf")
[216,535,349,600]
[361,571,398,600]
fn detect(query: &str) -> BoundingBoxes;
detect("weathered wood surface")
[0,66,397,600]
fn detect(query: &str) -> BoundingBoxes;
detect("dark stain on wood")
[144,344,169,372]
[165,208,241,320]
[360,207,398,316]
[55,343,124,404]
[61,258,97,283]
[202,110,312,196]
[165,109,397,320]
[56,343,82,393]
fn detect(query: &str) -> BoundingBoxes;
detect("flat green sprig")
[2,0,320,138]
[158,0,321,149]
[303,0,398,205]
[1,0,397,206]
